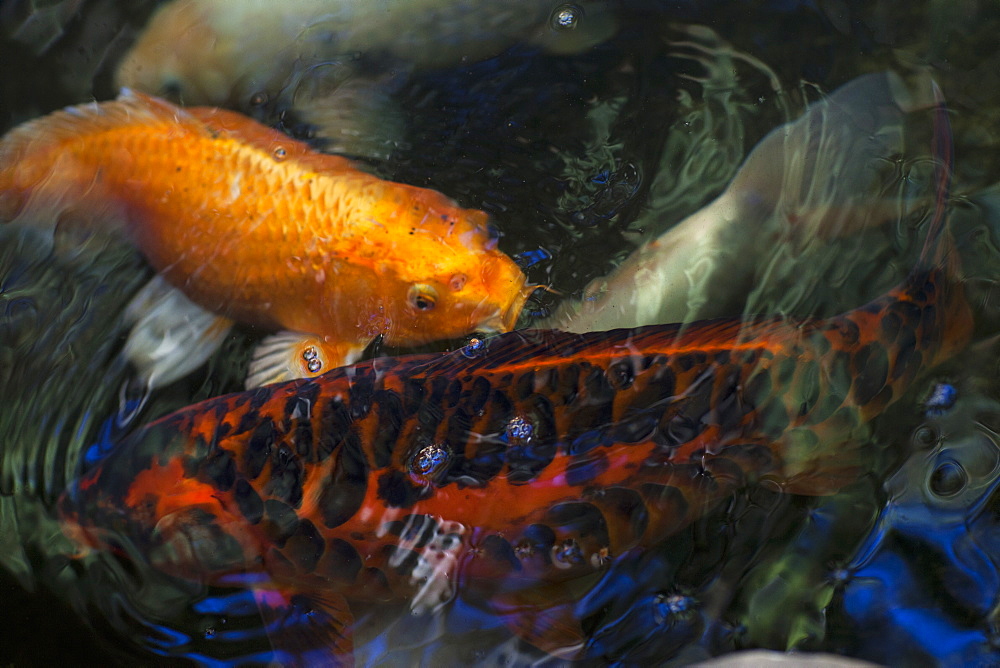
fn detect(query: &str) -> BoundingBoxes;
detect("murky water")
[3,1,1000,665]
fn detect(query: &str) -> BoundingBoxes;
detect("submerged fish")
[59,94,971,662]
[545,71,938,333]
[0,90,531,387]
[115,0,619,157]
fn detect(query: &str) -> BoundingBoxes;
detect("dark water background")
[3,0,1000,665]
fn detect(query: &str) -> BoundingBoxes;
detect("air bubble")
[550,4,581,31]
[551,539,583,567]
[306,358,322,373]
[829,567,851,585]
[410,443,452,483]
[653,593,695,625]
[504,416,535,444]
[462,337,486,358]
[912,424,939,448]
[929,460,967,497]
[302,346,318,361]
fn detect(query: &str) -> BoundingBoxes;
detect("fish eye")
[408,284,438,311]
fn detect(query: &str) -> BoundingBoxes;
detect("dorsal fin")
[0,89,207,167]
[185,104,362,176]
[0,88,358,179]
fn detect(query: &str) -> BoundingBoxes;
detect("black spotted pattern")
[482,534,520,571]
[376,470,425,508]
[244,419,276,479]
[284,385,318,459]
[283,519,325,573]
[371,390,405,468]
[199,447,236,492]
[852,343,889,406]
[264,444,304,508]
[233,478,263,524]
[546,502,610,547]
[317,430,369,528]
[318,538,363,584]
[606,360,635,391]
[515,371,535,400]
[349,370,375,420]
[467,376,492,415]
[317,398,351,463]
[262,499,300,548]
[565,366,616,446]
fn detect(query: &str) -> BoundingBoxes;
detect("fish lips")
[488,283,539,333]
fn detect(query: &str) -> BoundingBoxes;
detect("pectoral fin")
[253,586,355,667]
[123,276,233,389]
[246,331,367,388]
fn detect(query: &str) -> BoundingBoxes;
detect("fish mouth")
[505,283,539,329]
[480,282,538,334]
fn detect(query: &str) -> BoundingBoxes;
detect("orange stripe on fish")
[0,90,532,378]
[59,91,972,662]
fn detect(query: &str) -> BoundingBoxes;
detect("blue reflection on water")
[80,397,144,468]
[925,382,958,416]
[840,443,1000,664]
[193,590,259,616]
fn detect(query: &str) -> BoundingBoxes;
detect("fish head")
[116,0,235,105]
[377,205,535,345]
[386,248,533,345]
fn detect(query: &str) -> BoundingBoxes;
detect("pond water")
[2,1,1000,666]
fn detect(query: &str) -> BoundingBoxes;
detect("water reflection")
[4,1,1000,666]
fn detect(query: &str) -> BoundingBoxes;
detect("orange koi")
[59,92,972,662]
[0,90,532,386]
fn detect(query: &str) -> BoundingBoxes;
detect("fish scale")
[0,91,531,381]
[61,253,973,661]
[59,94,972,661]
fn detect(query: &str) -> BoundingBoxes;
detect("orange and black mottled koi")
[59,94,972,661]
[60,268,972,656]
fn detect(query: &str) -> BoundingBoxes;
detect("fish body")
[0,91,530,369]
[544,71,936,333]
[116,0,619,107]
[61,232,973,659]
[114,0,620,158]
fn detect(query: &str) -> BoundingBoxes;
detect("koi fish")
[114,0,619,157]
[545,71,938,332]
[59,90,971,662]
[0,90,532,388]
